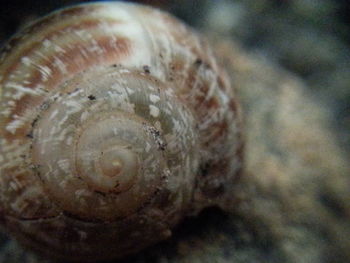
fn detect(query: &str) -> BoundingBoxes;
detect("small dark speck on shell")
[200,163,210,177]
[143,65,151,74]
[31,117,39,128]
[158,142,167,151]
[40,102,49,110]
[194,58,203,67]
[88,95,96,100]
[94,191,107,197]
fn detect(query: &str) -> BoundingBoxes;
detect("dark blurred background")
[0,0,349,150]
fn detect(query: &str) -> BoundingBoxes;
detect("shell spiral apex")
[0,2,243,261]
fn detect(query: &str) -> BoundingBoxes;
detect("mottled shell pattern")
[0,2,242,261]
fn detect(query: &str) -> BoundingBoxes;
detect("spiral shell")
[0,2,243,261]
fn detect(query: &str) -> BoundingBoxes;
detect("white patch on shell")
[52,57,68,74]
[7,100,15,106]
[5,119,26,134]
[145,142,151,152]
[66,136,73,146]
[0,108,11,117]
[43,39,52,48]
[21,57,32,66]
[149,94,160,103]
[149,105,160,118]
[5,83,42,97]
[64,100,84,114]
[80,111,90,122]
[119,69,131,74]
[49,109,59,120]
[87,38,105,55]
[38,65,52,82]
[96,6,153,68]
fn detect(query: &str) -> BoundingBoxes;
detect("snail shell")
[0,2,243,262]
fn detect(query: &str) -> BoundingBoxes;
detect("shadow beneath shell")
[112,207,275,263]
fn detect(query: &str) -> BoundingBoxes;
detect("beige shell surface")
[0,2,242,261]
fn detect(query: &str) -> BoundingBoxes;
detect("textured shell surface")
[0,2,243,261]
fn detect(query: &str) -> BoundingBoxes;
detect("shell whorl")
[30,67,199,220]
[0,2,242,261]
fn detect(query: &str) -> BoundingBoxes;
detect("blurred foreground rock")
[0,38,349,263]
[216,39,350,263]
